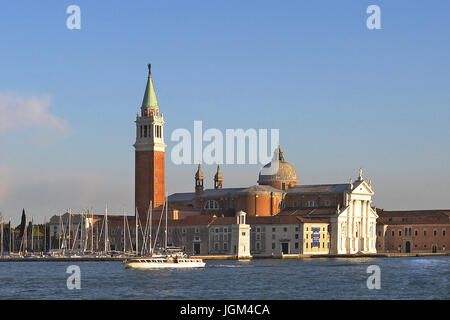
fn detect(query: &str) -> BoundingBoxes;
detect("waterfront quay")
[1,252,448,262]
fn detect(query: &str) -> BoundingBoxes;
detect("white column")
[347,200,352,253]
[352,200,356,252]
[338,222,342,254]
[361,200,366,251]
[366,201,370,250]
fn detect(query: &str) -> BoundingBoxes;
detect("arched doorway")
[432,245,437,253]
[405,241,411,253]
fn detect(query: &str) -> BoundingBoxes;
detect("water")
[0,257,448,299]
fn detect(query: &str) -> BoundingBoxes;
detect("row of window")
[255,242,329,250]
[305,227,327,232]
[181,226,230,234]
[214,242,228,251]
[290,200,332,207]
[252,241,330,251]
[305,242,329,249]
[390,243,446,249]
[213,234,228,241]
[305,233,327,239]
[212,227,229,233]
[388,228,446,237]
[181,225,328,237]
[254,227,304,233]
[139,124,162,139]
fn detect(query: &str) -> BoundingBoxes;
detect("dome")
[258,162,297,183]
[258,147,297,185]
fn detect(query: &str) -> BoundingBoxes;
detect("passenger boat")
[123,197,205,269]
[123,254,205,269]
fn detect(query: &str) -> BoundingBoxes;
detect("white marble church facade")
[330,176,378,254]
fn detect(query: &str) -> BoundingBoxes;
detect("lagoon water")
[0,257,448,299]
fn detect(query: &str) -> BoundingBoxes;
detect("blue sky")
[1,1,450,224]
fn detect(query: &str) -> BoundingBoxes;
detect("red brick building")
[376,210,450,253]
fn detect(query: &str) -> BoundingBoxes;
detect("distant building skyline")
[1,1,450,224]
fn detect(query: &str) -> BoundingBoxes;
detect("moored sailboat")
[123,197,205,269]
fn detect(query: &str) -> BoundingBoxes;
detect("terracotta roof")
[199,188,247,198]
[377,209,450,217]
[278,207,337,217]
[237,185,284,195]
[286,184,349,194]
[376,209,450,225]
[209,217,237,225]
[163,214,329,227]
[378,217,450,225]
[248,216,328,225]
[166,215,215,227]
[168,192,196,202]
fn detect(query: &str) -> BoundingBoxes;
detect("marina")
[1,252,448,262]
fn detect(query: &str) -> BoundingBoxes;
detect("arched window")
[306,200,316,207]
[204,200,219,210]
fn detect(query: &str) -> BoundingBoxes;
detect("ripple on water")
[0,257,449,299]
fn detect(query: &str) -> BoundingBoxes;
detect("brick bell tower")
[134,64,166,219]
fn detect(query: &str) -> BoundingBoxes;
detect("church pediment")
[351,180,374,196]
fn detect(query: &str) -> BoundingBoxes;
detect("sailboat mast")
[9,218,12,254]
[164,196,168,250]
[123,208,126,254]
[104,205,108,254]
[23,212,27,254]
[12,224,15,253]
[91,211,94,252]
[135,208,139,256]
[84,213,88,252]
[36,218,39,252]
[142,205,150,256]
[80,213,83,253]
[31,217,34,253]
[1,216,3,257]
[44,216,47,252]
[58,215,61,252]
[149,201,152,256]
[125,213,133,256]
[96,216,99,252]
[68,210,72,251]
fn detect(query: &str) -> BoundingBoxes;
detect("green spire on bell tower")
[141,64,159,109]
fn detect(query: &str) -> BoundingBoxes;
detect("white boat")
[124,255,205,269]
[124,197,205,269]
